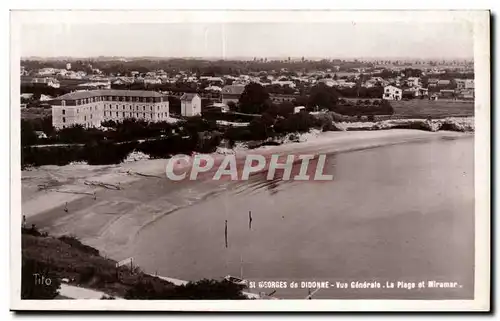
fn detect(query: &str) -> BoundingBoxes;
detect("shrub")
[22,258,61,299]
[58,235,100,256]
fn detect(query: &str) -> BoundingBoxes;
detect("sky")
[20,22,474,60]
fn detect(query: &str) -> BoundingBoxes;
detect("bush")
[58,235,100,256]
[22,258,61,299]
[125,278,247,300]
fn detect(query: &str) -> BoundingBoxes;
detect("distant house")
[31,77,60,88]
[294,106,306,114]
[34,131,47,139]
[318,79,337,87]
[221,85,245,105]
[144,77,162,85]
[437,79,451,87]
[39,94,53,101]
[206,103,230,113]
[180,93,202,117]
[406,77,420,87]
[455,79,474,90]
[439,89,456,99]
[458,89,474,100]
[427,78,440,87]
[21,93,34,100]
[382,85,402,100]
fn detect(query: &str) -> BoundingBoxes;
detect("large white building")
[51,89,169,129]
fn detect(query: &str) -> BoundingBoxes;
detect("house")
[205,85,222,92]
[406,77,420,87]
[458,89,474,100]
[144,77,162,85]
[439,89,456,99]
[31,77,60,88]
[427,78,440,87]
[206,103,230,113]
[180,93,202,117]
[21,93,34,100]
[318,79,337,87]
[294,106,306,114]
[39,94,53,101]
[34,131,47,139]
[382,85,402,100]
[437,79,451,87]
[221,85,246,105]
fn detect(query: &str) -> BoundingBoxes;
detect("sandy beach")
[21,129,472,258]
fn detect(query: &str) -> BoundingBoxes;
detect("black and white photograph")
[10,10,490,311]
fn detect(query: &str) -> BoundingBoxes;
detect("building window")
[123,112,125,117]
[62,117,66,123]
[143,106,145,111]
[62,109,66,115]
[116,112,118,117]
[90,114,93,119]
[84,116,87,121]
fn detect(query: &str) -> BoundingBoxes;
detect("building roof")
[52,89,164,101]
[180,93,200,101]
[222,85,245,95]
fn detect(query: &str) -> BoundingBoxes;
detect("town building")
[50,89,169,129]
[294,106,306,113]
[221,85,245,105]
[269,94,299,103]
[406,77,420,87]
[455,79,475,90]
[180,93,202,117]
[31,77,60,88]
[382,85,402,100]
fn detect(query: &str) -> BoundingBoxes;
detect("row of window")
[61,104,166,114]
[61,112,167,124]
[104,104,165,111]
[104,112,168,118]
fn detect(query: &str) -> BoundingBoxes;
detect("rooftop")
[222,85,245,96]
[180,93,200,101]
[52,89,164,101]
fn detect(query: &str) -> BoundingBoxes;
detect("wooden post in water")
[225,220,228,248]
[248,211,253,230]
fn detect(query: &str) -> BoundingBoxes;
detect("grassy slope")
[22,233,175,298]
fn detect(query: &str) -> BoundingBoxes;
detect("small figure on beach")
[64,202,68,213]
[248,211,253,230]
[93,192,97,200]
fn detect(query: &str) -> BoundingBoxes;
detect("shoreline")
[22,129,473,258]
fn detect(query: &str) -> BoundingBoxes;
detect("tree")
[238,82,271,114]
[21,119,38,147]
[22,258,61,299]
[227,101,238,112]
